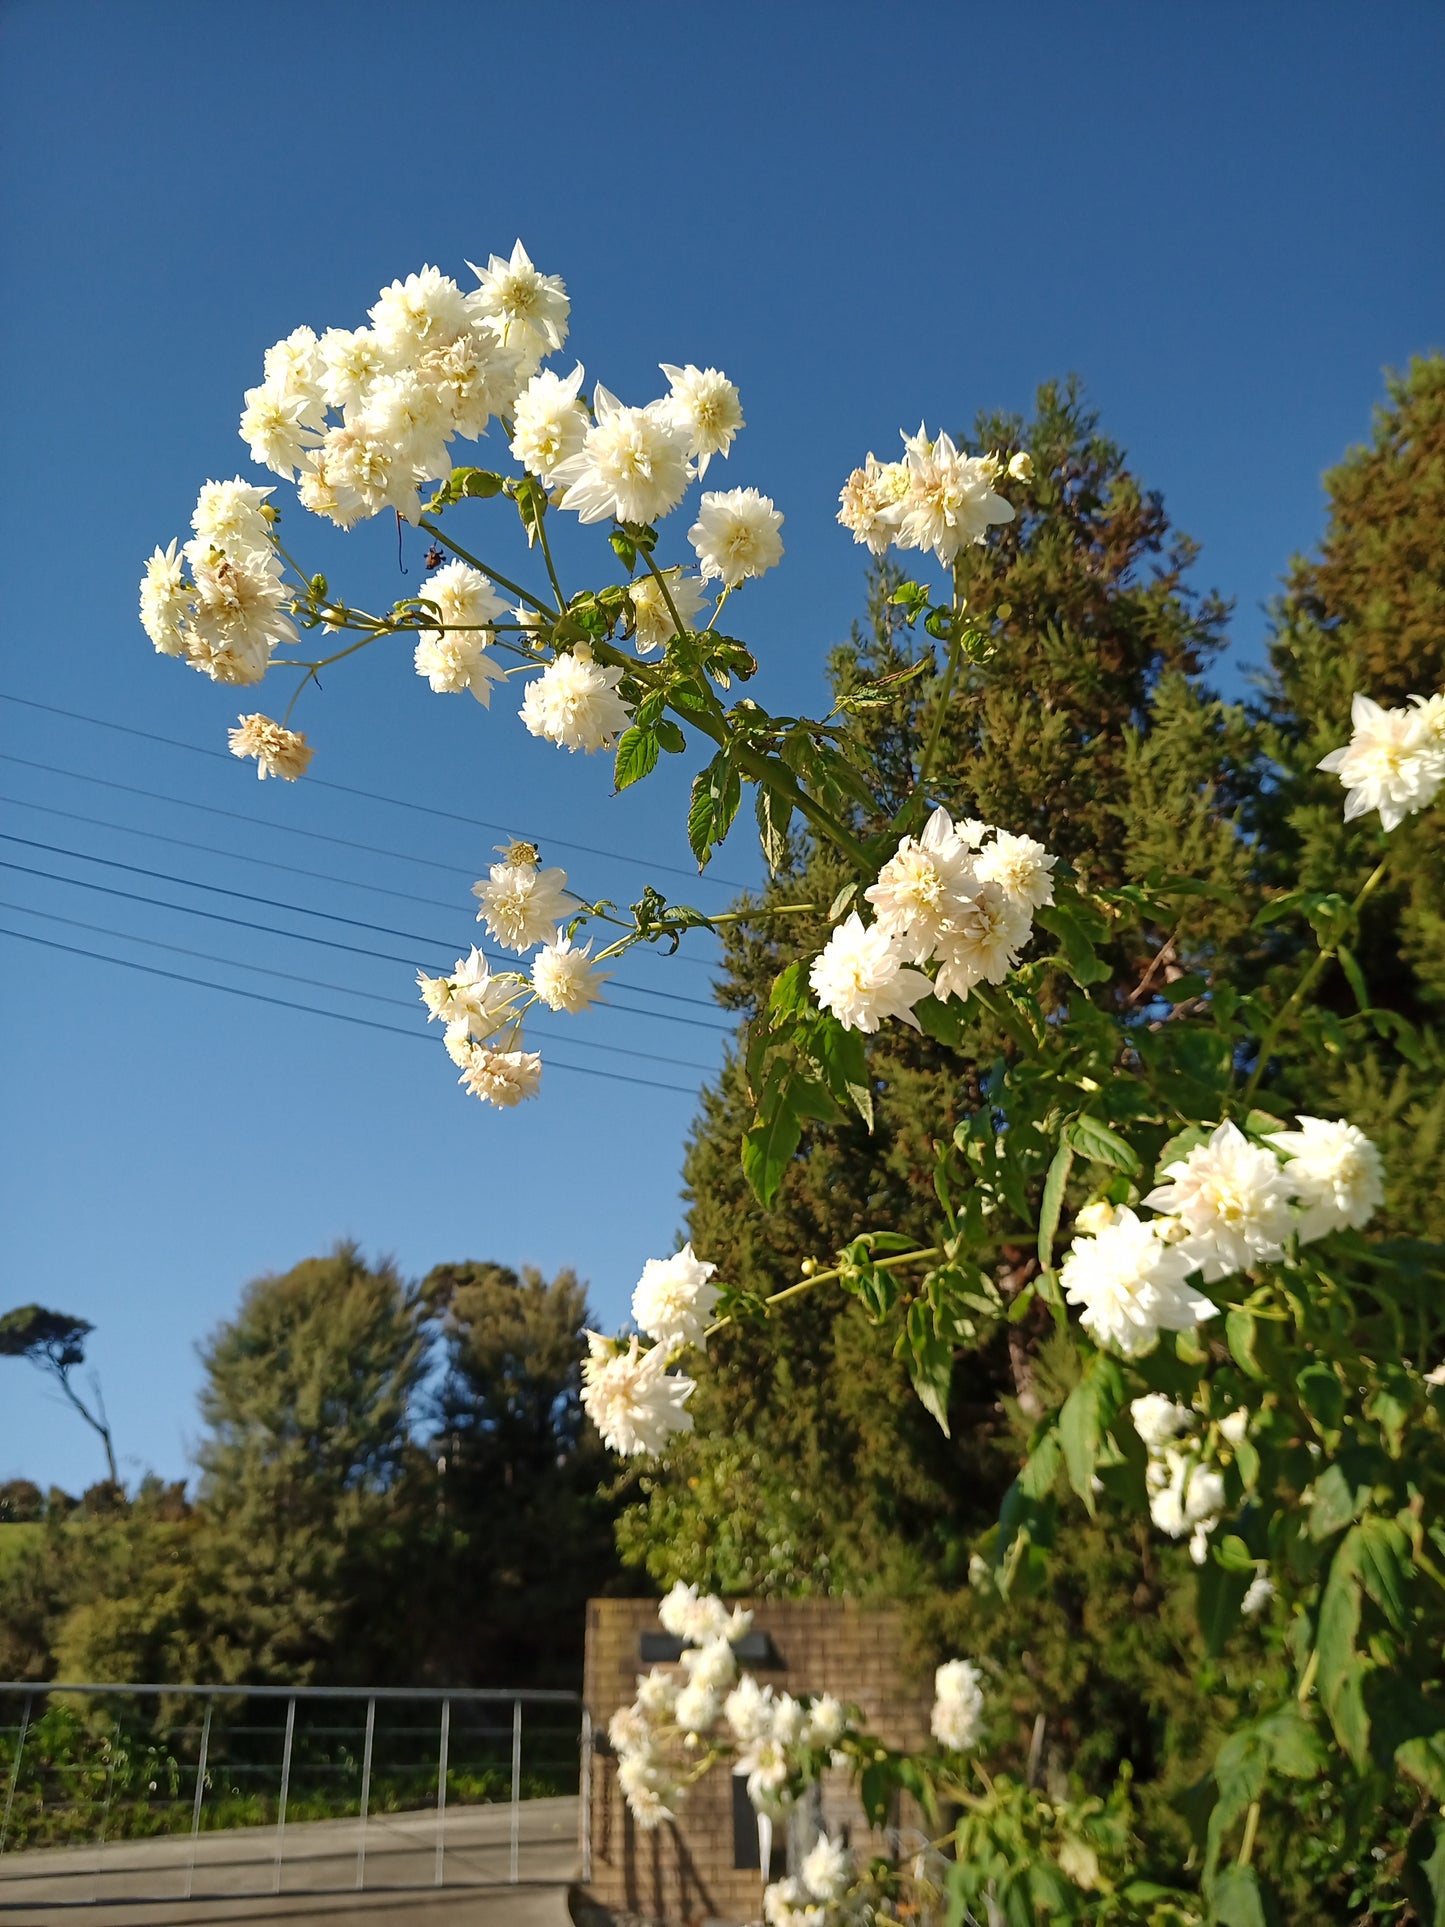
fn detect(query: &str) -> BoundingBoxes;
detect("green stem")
[1241,856,1390,1104]
[704,1246,940,1339]
[1236,1800,1260,1869]
[678,699,873,871]
[705,585,734,633]
[416,519,553,616]
[533,506,567,611]
[638,546,690,643]
[910,562,970,806]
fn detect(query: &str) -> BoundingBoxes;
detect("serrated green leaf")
[1035,901,1111,986]
[1211,1862,1270,1927]
[741,1071,802,1208]
[1058,1356,1123,1515]
[1336,941,1370,1012]
[1064,1113,1140,1174]
[906,1300,953,1435]
[756,786,792,874]
[686,770,715,870]
[654,717,685,754]
[768,960,811,1026]
[1197,1548,1251,1656]
[613,726,659,792]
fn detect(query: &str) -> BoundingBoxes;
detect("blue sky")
[0,1,1440,1493]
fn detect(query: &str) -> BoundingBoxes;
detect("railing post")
[580,1704,593,1884]
[434,1698,450,1888]
[509,1697,522,1883]
[184,1702,212,1901]
[0,1693,32,1855]
[273,1696,295,1897]
[355,1697,375,1892]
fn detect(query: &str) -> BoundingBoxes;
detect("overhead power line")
[0,831,729,1019]
[0,925,702,1098]
[0,899,720,1075]
[0,856,736,1035]
[0,751,725,973]
[0,689,752,889]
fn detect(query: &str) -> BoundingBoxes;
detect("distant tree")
[0,1306,117,1484]
[419,1262,626,1684]
[0,1479,44,1524]
[188,1243,427,1684]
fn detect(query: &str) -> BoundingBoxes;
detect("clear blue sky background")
[1,1,1440,1494]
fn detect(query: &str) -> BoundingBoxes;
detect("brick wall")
[580,1598,932,1926]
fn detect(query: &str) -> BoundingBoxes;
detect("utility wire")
[0,791,724,1001]
[0,925,701,1097]
[0,899,719,1075]
[0,856,736,1034]
[0,751,725,972]
[0,689,752,889]
[0,831,728,1017]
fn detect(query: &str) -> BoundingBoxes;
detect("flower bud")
[1008,451,1034,483]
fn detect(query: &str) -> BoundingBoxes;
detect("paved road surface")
[0,1794,578,1925]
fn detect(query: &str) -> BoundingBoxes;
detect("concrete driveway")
[0,1794,579,1925]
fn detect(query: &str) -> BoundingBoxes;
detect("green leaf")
[1335,941,1370,1012]
[768,959,811,1026]
[741,1073,802,1209]
[1399,1734,1445,1805]
[1064,1114,1141,1174]
[1307,1463,1359,1541]
[1035,901,1111,986]
[755,786,793,874]
[1211,1862,1271,1927]
[653,717,686,754]
[1057,1354,1124,1515]
[613,726,659,792]
[1295,1363,1344,1434]
[709,754,742,843]
[687,770,715,869]
[1403,1816,1445,1927]
[906,1300,953,1435]
[1316,1535,1368,1764]
[1037,1143,1073,1271]
[1354,1514,1411,1629]
[1197,1549,1251,1656]
[809,1015,873,1130]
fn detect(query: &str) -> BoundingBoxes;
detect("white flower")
[1267,1115,1385,1242]
[809,913,934,1033]
[509,364,589,483]
[895,429,1016,565]
[183,542,297,679]
[262,325,324,398]
[659,363,744,476]
[608,1703,651,1755]
[864,807,977,962]
[932,883,1032,1002]
[139,541,191,655]
[1129,1393,1195,1452]
[1008,450,1034,482]
[581,1334,695,1456]
[681,1636,737,1695]
[457,1046,542,1108]
[632,1244,720,1352]
[1060,1206,1219,1357]
[519,644,631,752]
[239,381,322,479]
[472,851,570,952]
[616,1748,677,1829]
[688,486,784,587]
[931,1659,985,1752]
[629,568,707,653]
[318,325,389,414]
[552,386,693,526]
[466,240,570,369]
[442,1019,479,1069]
[1242,1571,1275,1616]
[801,1835,854,1904]
[1147,1449,1224,1542]
[1144,1121,1296,1281]
[673,1681,723,1735]
[974,829,1056,911]
[723,1674,774,1743]
[837,453,912,554]
[531,932,608,1013]
[743,1738,793,1816]
[1218,1408,1251,1448]
[295,446,366,529]
[421,558,506,633]
[1317,692,1445,832]
[369,265,470,359]
[764,1877,827,1927]
[358,371,452,483]
[227,713,312,781]
[634,1669,680,1719]
[414,630,507,704]
[191,479,274,555]
[802,1694,846,1749]
[658,1582,746,1646]
[418,947,522,1038]
[424,325,524,439]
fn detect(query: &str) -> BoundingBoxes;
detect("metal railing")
[0,1681,589,1905]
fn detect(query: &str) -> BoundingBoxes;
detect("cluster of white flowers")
[580,1246,721,1456]
[1318,690,1445,831]
[930,1657,986,1753]
[227,713,312,781]
[414,844,612,1107]
[764,1834,863,1927]
[809,807,1056,1031]
[237,247,556,526]
[1060,1117,1385,1358]
[139,480,297,686]
[608,1587,853,1843]
[1129,1394,1248,1564]
[413,560,507,704]
[837,429,1025,567]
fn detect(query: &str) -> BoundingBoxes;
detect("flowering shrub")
[141,240,1445,1924]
